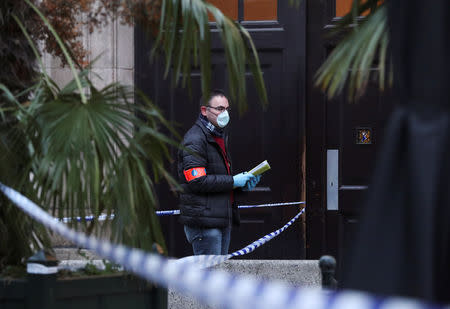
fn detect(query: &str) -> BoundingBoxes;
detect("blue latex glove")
[243,174,261,191]
[233,172,255,188]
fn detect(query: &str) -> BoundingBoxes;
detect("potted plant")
[0,0,267,307]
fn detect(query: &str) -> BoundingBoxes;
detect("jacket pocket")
[206,193,229,218]
[205,194,211,210]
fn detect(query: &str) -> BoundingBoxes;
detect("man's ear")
[200,106,207,116]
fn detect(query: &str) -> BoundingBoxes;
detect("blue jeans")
[184,225,231,255]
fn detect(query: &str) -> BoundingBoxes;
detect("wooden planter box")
[0,273,167,309]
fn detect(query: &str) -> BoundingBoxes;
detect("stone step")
[169,259,321,309]
[53,249,322,309]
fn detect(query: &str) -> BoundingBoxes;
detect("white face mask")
[216,110,230,128]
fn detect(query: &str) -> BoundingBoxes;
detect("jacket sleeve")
[181,135,234,193]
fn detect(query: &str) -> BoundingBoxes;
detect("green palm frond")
[153,0,268,114]
[1,70,179,254]
[315,2,392,101]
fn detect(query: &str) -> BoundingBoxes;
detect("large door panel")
[135,1,306,259]
[327,85,393,273]
[306,0,394,273]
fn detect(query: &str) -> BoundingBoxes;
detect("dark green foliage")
[0,0,38,93]
[1,70,180,268]
[315,0,392,101]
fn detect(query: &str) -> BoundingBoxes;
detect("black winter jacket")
[178,119,237,228]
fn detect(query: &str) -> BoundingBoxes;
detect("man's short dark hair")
[200,89,228,107]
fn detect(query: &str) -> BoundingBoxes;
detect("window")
[244,0,277,21]
[208,0,278,22]
[208,0,238,20]
[335,0,382,17]
[336,0,354,17]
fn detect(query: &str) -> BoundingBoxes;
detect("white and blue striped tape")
[59,213,115,223]
[158,201,306,216]
[157,209,180,216]
[0,183,442,309]
[176,207,305,268]
[60,201,305,222]
[237,201,305,209]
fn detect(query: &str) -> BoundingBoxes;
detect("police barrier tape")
[60,201,306,222]
[157,201,306,217]
[176,207,305,268]
[0,183,442,309]
[58,201,306,267]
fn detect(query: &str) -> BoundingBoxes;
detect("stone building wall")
[43,17,134,90]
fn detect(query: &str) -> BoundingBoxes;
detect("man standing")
[178,89,260,255]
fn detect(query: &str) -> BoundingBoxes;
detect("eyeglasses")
[207,105,231,113]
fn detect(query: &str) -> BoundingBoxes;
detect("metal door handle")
[327,149,338,211]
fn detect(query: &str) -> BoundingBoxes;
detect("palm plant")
[0,0,268,270]
[315,0,392,101]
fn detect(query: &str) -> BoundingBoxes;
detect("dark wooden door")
[325,87,393,275]
[135,1,306,259]
[306,0,394,274]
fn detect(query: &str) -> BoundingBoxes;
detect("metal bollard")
[26,250,58,309]
[319,255,338,290]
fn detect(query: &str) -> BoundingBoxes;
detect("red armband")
[184,167,207,182]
